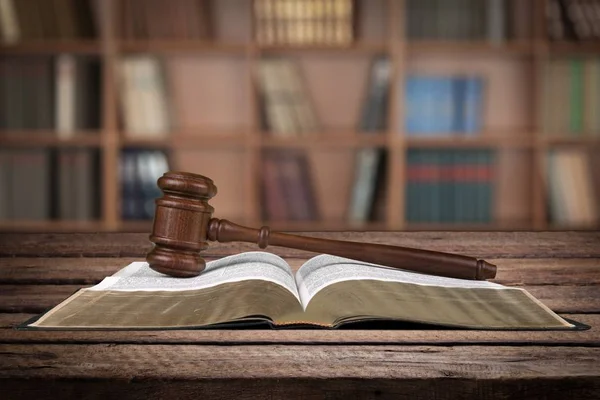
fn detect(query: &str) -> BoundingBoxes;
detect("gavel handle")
[207,218,496,280]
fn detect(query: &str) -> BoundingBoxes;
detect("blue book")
[405,76,427,135]
[463,77,483,135]
[434,77,455,135]
[452,77,467,133]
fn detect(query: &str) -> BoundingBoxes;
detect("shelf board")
[257,42,388,54]
[262,133,389,148]
[119,40,248,54]
[260,220,390,232]
[540,135,600,146]
[407,40,534,55]
[404,222,534,231]
[0,132,102,147]
[0,220,106,232]
[405,134,535,148]
[0,40,101,54]
[121,133,248,149]
[549,41,600,55]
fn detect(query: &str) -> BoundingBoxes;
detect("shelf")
[405,134,535,148]
[540,135,600,146]
[257,42,388,55]
[0,132,103,147]
[261,133,389,149]
[259,220,390,232]
[121,132,249,148]
[119,40,249,55]
[549,41,600,55]
[406,40,534,56]
[403,222,534,231]
[0,40,101,55]
[0,220,106,232]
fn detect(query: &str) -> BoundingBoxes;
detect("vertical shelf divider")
[246,2,262,227]
[532,0,549,229]
[385,0,407,230]
[99,0,120,231]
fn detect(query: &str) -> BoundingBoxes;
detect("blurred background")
[0,0,598,233]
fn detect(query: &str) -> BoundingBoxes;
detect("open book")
[26,251,579,330]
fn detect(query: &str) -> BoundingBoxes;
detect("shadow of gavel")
[146,171,497,280]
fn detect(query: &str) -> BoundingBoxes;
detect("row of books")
[257,57,319,136]
[0,0,97,43]
[405,149,495,224]
[543,58,600,137]
[118,56,171,137]
[547,148,599,227]
[0,148,100,221]
[119,0,212,40]
[404,75,484,136]
[261,149,319,221]
[407,0,532,42]
[120,149,170,220]
[547,0,600,42]
[254,0,354,46]
[0,55,101,133]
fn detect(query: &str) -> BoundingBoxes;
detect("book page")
[295,254,504,308]
[30,251,304,329]
[92,251,300,302]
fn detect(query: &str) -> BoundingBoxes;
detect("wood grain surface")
[0,232,599,399]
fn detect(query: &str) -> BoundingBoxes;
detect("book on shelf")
[257,56,319,136]
[348,55,390,224]
[0,0,97,43]
[543,57,600,137]
[406,0,532,42]
[0,54,101,134]
[404,74,484,136]
[406,149,495,224]
[546,148,599,227]
[117,55,171,138]
[0,148,100,222]
[546,0,600,41]
[120,149,170,221]
[257,56,321,222]
[261,149,320,222]
[253,0,355,46]
[23,251,586,330]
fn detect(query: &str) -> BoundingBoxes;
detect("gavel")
[146,171,497,280]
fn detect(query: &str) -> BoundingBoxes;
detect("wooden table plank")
[0,314,598,346]
[1,257,599,285]
[0,344,598,400]
[2,283,598,314]
[1,231,599,258]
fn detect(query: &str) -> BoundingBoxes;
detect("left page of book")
[29,252,303,329]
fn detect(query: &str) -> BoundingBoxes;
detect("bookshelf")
[0,0,599,233]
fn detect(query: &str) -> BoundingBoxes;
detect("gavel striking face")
[146,171,497,280]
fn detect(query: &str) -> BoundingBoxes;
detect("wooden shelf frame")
[0,0,597,233]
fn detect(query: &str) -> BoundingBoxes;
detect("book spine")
[463,76,483,135]
[569,58,584,136]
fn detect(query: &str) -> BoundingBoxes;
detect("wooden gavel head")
[146,171,219,277]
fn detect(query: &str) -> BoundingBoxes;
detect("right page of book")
[291,255,575,329]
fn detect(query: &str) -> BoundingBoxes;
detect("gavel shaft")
[207,219,496,280]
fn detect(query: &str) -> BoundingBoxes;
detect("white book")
[55,54,77,138]
[26,251,578,330]
[0,0,19,43]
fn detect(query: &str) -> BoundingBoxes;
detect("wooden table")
[1,231,599,399]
